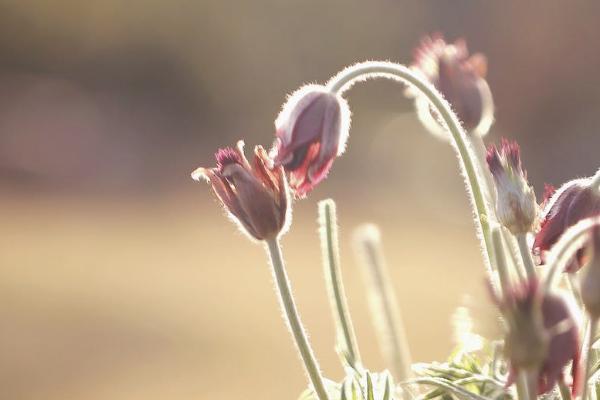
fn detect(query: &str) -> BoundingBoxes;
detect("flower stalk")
[353,224,412,382]
[265,238,330,400]
[581,318,598,400]
[517,234,537,280]
[318,199,362,368]
[326,61,494,279]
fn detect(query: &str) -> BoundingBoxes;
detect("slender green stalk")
[582,318,598,400]
[591,168,600,193]
[353,224,412,382]
[326,61,494,278]
[544,218,599,289]
[318,199,361,368]
[516,234,537,280]
[558,379,572,400]
[265,239,330,400]
[492,227,511,296]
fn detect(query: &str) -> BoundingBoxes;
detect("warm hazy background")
[1,1,599,399]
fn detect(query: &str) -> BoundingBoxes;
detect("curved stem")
[318,199,361,368]
[517,234,537,280]
[265,239,330,400]
[581,318,598,400]
[327,61,494,279]
[591,168,600,194]
[544,217,600,290]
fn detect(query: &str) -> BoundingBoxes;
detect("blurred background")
[1,1,599,399]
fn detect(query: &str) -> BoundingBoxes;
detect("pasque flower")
[494,279,580,395]
[486,139,538,235]
[533,176,600,272]
[273,85,350,198]
[192,140,290,241]
[409,34,493,136]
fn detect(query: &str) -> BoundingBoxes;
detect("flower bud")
[408,34,494,138]
[272,85,350,198]
[495,280,580,394]
[192,140,290,241]
[533,176,600,271]
[581,224,600,319]
[486,139,538,235]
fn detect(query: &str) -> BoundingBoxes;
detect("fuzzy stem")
[265,239,330,400]
[582,318,598,400]
[544,218,600,289]
[517,234,537,280]
[327,61,494,279]
[591,169,600,194]
[517,370,532,400]
[318,199,362,368]
[559,379,572,400]
[353,224,412,382]
[492,227,511,296]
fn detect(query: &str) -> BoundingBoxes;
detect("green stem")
[265,239,330,400]
[318,199,361,368]
[591,169,600,194]
[517,234,537,280]
[544,218,598,290]
[353,224,412,382]
[492,227,511,296]
[558,379,572,400]
[327,61,494,279]
[582,318,598,400]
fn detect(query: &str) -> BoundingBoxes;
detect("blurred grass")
[0,192,492,399]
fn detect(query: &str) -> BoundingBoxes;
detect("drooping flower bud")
[533,176,600,272]
[486,139,538,235]
[581,223,600,319]
[272,85,350,198]
[408,34,494,138]
[494,279,580,395]
[192,140,290,241]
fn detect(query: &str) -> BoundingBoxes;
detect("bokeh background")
[1,1,599,399]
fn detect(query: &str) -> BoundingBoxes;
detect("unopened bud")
[272,85,350,198]
[487,139,537,235]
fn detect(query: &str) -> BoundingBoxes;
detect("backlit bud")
[486,139,537,234]
[273,85,350,198]
[581,223,600,319]
[408,34,494,138]
[533,176,600,271]
[192,140,290,241]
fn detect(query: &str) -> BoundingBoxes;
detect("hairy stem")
[544,218,599,289]
[327,61,494,279]
[318,199,362,368]
[353,224,412,382]
[582,318,598,400]
[265,239,330,400]
[492,227,511,296]
[517,234,537,280]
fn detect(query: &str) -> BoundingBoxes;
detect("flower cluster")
[191,33,600,400]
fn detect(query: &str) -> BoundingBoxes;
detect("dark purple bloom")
[494,279,580,395]
[533,177,600,272]
[192,141,290,241]
[272,85,350,198]
[409,34,493,135]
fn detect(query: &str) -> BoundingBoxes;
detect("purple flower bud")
[272,85,350,198]
[581,223,600,318]
[533,177,600,272]
[409,34,493,137]
[495,280,581,395]
[486,139,538,234]
[192,140,290,241]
